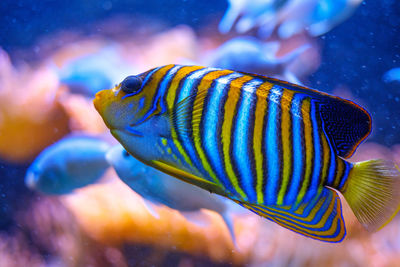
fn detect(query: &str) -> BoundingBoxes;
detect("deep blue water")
[1,0,399,144]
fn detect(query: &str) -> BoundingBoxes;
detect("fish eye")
[120,75,142,94]
[122,150,130,158]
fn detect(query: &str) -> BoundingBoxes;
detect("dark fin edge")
[237,70,371,158]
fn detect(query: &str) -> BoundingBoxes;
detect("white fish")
[106,144,237,245]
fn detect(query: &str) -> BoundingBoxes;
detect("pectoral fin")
[151,160,227,197]
[234,188,346,242]
[163,88,210,140]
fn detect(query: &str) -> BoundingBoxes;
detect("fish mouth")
[93,90,106,113]
[93,86,121,113]
[94,86,144,137]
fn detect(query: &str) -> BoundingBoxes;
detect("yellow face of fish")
[94,68,172,163]
[94,70,156,135]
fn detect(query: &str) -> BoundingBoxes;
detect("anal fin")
[235,188,346,242]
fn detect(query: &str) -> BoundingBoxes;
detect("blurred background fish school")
[0,0,400,266]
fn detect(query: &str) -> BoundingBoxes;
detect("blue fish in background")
[25,135,111,195]
[55,45,136,97]
[278,0,362,38]
[219,0,362,38]
[106,144,236,245]
[219,0,289,34]
[207,36,309,84]
[383,68,400,83]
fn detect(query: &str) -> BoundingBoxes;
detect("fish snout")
[93,90,106,112]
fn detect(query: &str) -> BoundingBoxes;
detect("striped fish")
[94,64,400,242]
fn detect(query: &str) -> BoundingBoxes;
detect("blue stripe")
[176,67,217,176]
[270,189,333,225]
[322,109,337,185]
[285,94,304,204]
[233,79,263,202]
[159,66,181,112]
[265,86,283,204]
[250,190,337,232]
[136,65,182,123]
[338,161,351,189]
[305,100,322,202]
[327,146,337,185]
[176,68,217,102]
[238,202,344,242]
[204,73,243,194]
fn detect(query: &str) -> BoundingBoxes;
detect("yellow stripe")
[253,82,274,203]
[319,131,331,188]
[166,66,204,109]
[262,190,330,223]
[295,98,313,205]
[277,90,294,205]
[192,70,234,185]
[333,158,344,188]
[138,65,174,118]
[274,196,343,241]
[237,190,344,242]
[221,76,253,200]
[166,66,204,167]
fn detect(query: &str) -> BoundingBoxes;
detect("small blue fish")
[55,46,136,96]
[25,135,110,194]
[383,68,400,83]
[106,144,236,244]
[219,0,289,34]
[219,0,362,38]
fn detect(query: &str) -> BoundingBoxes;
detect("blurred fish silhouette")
[94,64,400,242]
[55,46,136,96]
[25,135,110,194]
[206,36,309,84]
[219,0,289,34]
[219,0,362,38]
[383,68,400,83]
[106,144,236,244]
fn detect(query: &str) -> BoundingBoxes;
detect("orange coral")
[61,170,252,265]
[0,49,69,163]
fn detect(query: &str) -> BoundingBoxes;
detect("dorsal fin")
[237,71,371,158]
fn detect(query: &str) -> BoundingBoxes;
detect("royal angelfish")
[94,64,400,242]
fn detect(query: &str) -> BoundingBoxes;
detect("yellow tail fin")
[341,159,400,231]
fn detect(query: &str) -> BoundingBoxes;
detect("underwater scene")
[1,0,400,266]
